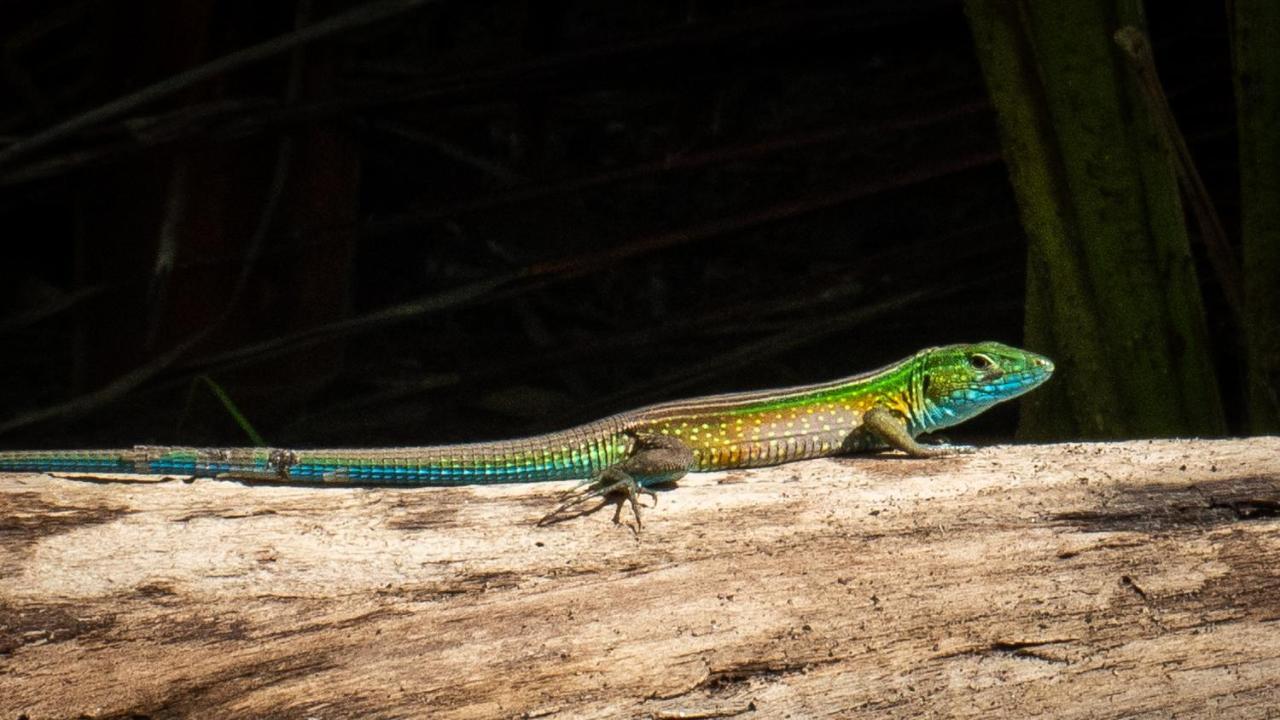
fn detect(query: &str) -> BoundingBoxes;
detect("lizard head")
[912,341,1054,432]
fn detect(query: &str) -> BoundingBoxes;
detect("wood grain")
[3,439,1280,719]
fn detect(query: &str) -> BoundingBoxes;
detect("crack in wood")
[1206,498,1280,521]
[1120,574,1149,601]
[374,570,524,601]
[1048,476,1280,532]
[174,508,280,522]
[58,473,178,485]
[694,656,842,692]
[652,700,759,719]
[937,638,1076,665]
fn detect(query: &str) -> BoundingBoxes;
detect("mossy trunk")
[964,0,1225,439]
[1233,0,1280,432]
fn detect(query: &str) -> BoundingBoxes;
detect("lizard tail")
[0,449,138,474]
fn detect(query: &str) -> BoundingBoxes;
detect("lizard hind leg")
[539,466,658,528]
[538,432,694,528]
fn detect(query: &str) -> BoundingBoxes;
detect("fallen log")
[2,438,1279,718]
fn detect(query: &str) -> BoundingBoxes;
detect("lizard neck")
[904,352,936,436]
[821,353,921,428]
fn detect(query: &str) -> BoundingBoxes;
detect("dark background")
[0,0,1237,449]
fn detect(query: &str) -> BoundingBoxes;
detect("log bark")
[3,438,1280,719]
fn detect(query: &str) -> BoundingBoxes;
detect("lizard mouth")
[1031,354,1055,375]
[999,358,1054,396]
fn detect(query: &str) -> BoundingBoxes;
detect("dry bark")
[2,438,1280,719]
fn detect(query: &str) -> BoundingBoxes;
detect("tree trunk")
[1234,0,1280,433]
[964,0,1225,439]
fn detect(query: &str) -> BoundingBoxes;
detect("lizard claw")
[538,469,655,528]
[611,483,657,527]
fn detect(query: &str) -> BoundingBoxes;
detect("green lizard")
[0,342,1053,525]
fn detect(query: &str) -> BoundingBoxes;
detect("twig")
[367,119,525,184]
[144,158,188,349]
[0,285,108,334]
[0,0,437,169]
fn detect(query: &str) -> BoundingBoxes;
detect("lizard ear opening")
[921,374,931,395]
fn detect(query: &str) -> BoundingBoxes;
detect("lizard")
[0,341,1053,526]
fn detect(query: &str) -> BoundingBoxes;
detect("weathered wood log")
[3,438,1280,719]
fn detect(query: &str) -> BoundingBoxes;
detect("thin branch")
[144,158,189,349]
[368,120,526,184]
[0,0,437,169]
[0,285,108,334]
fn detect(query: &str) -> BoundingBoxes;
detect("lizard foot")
[919,437,977,455]
[538,468,657,529]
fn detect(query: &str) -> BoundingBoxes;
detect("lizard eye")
[968,353,993,370]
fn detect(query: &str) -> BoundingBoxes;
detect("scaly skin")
[0,342,1053,524]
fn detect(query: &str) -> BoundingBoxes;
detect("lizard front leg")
[861,406,975,458]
